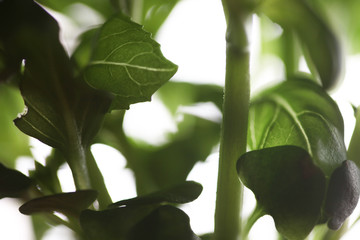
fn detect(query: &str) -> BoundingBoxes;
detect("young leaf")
[110,181,202,208]
[0,162,32,199]
[19,190,98,217]
[237,145,326,240]
[84,13,177,110]
[259,0,341,89]
[325,160,360,230]
[248,78,346,177]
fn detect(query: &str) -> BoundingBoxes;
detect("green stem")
[347,107,360,167]
[214,3,251,240]
[281,30,299,78]
[67,143,92,190]
[86,149,112,209]
[242,205,265,239]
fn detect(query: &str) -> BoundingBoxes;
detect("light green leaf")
[140,0,180,35]
[248,77,346,176]
[0,85,31,167]
[84,13,177,110]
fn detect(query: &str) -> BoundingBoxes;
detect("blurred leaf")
[127,205,200,240]
[140,0,180,35]
[110,181,202,207]
[31,214,53,240]
[325,160,360,230]
[157,81,224,114]
[71,28,99,72]
[29,150,65,195]
[19,190,98,217]
[142,115,220,190]
[0,85,31,167]
[84,13,177,110]
[199,233,213,240]
[248,77,346,177]
[237,145,326,240]
[35,0,114,18]
[259,0,341,90]
[0,162,32,198]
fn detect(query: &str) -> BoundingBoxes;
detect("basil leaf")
[237,145,326,240]
[110,181,202,207]
[19,190,98,217]
[84,13,177,110]
[248,78,346,176]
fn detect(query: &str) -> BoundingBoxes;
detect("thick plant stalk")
[214,3,251,239]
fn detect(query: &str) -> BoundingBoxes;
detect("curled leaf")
[325,160,360,230]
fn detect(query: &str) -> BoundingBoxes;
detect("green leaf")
[110,181,202,207]
[84,13,177,110]
[157,81,224,115]
[0,162,32,198]
[19,190,98,217]
[0,0,112,155]
[0,85,31,167]
[141,115,220,190]
[259,0,341,89]
[325,160,360,230]
[237,145,326,240]
[140,0,180,35]
[80,205,155,240]
[127,205,200,240]
[248,78,346,176]
[80,205,199,240]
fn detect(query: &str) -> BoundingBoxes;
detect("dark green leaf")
[325,160,360,230]
[80,205,199,240]
[199,233,213,240]
[84,13,177,110]
[127,205,200,240]
[260,0,341,89]
[248,78,346,177]
[237,145,326,240]
[0,0,112,152]
[80,205,155,240]
[19,190,98,217]
[110,181,202,207]
[0,162,32,198]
